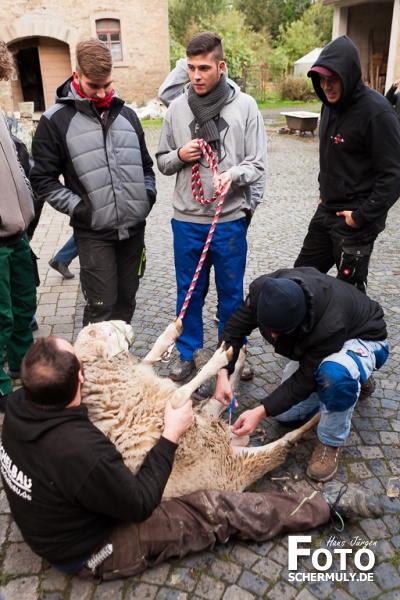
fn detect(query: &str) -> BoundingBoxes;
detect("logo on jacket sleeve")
[0,442,32,501]
[331,133,345,145]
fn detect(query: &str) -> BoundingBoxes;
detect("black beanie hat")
[257,277,308,333]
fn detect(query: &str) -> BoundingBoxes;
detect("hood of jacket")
[308,35,364,113]
[4,387,89,444]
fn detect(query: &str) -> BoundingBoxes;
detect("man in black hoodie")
[0,336,383,581]
[294,36,400,295]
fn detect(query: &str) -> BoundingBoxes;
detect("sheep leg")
[230,413,321,456]
[201,346,247,418]
[143,318,183,364]
[170,343,233,408]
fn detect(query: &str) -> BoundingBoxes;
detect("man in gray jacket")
[31,38,156,326]
[158,56,267,383]
[156,32,266,385]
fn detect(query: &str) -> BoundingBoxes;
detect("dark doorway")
[16,47,45,111]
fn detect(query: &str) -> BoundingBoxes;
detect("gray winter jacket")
[30,78,156,241]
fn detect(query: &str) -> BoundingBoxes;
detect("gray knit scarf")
[188,73,231,143]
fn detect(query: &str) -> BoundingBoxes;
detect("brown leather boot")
[307,440,342,482]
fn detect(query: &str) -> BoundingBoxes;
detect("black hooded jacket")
[220,267,387,417]
[0,388,177,567]
[308,35,400,229]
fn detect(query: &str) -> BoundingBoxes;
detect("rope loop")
[191,139,221,205]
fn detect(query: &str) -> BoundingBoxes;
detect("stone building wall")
[0,0,170,114]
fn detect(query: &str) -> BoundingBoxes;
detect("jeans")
[75,229,146,326]
[54,236,78,267]
[276,338,389,446]
[172,218,247,360]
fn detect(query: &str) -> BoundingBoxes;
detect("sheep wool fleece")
[80,489,330,582]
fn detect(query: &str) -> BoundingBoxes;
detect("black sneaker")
[240,364,255,381]
[193,348,213,371]
[0,392,10,413]
[7,369,21,379]
[169,360,195,382]
[49,259,75,279]
[322,481,383,520]
[193,348,216,399]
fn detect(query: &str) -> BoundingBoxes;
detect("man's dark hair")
[186,32,224,62]
[21,337,81,411]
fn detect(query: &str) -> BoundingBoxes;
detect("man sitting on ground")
[1,336,382,581]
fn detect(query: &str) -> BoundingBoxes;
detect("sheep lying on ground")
[74,320,319,499]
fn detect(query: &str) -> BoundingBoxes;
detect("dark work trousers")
[78,489,330,582]
[0,236,36,395]
[75,228,146,326]
[294,205,384,293]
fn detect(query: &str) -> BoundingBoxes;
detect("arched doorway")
[16,46,45,111]
[10,37,72,114]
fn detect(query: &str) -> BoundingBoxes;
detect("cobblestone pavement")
[1,121,399,600]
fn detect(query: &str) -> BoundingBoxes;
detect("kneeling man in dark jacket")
[215,267,388,482]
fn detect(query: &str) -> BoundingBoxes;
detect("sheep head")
[74,321,134,363]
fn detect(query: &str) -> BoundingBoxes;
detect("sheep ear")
[94,340,110,359]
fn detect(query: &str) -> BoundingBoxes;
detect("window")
[96,19,122,61]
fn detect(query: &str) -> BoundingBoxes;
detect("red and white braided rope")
[178,139,226,320]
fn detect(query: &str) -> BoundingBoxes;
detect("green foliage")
[183,9,271,79]
[234,0,284,39]
[302,0,334,46]
[169,0,228,46]
[169,36,186,70]
[273,0,334,65]
[282,0,312,26]
[214,11,270,79]
[278,75,316,102]
[167,0,333,98]
[268,47,290,81]
[277,19,321,64]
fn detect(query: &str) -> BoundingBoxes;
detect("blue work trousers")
[172,218,247,360]
[276,338,389,446]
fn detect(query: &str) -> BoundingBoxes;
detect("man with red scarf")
[30,38,156,326]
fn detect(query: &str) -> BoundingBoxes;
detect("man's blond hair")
[75,38,113,80]
[0,41,15,81]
